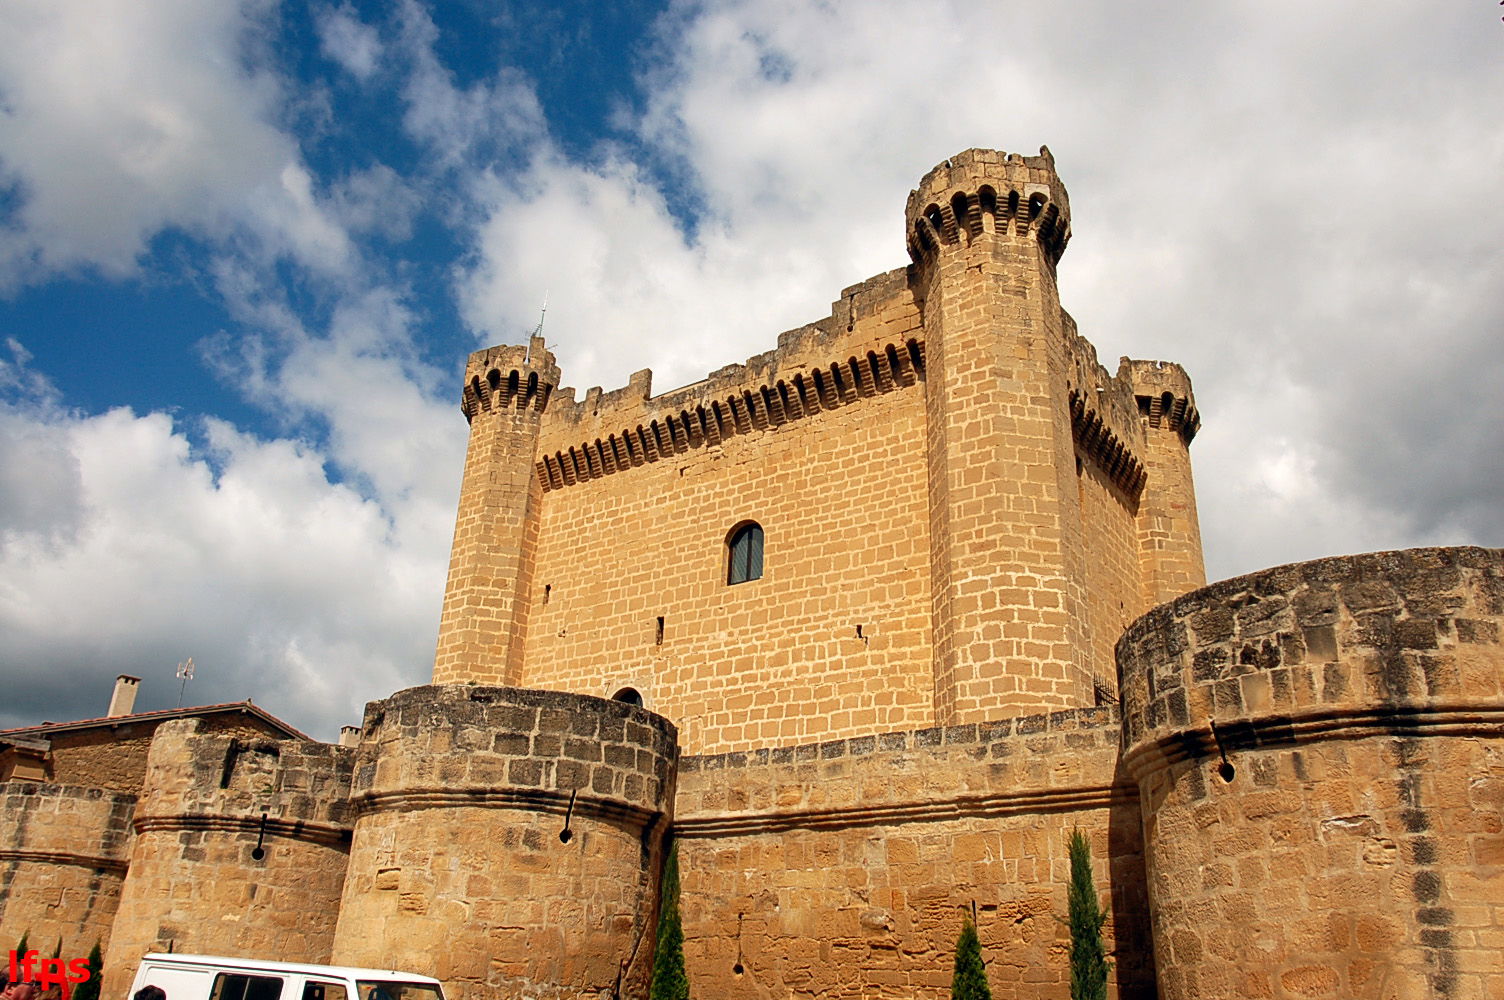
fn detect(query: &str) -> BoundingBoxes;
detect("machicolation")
[3,147,1500,1000]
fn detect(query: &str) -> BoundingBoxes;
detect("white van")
[128,954,445,1000]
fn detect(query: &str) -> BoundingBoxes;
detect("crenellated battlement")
[904,147,1072,267]
[460,335,560,420]
[1055,319,1150,497]
[536,335,924,490]
[1127,358,1200,442]
[532,267,926,487]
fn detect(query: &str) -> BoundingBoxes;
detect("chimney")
[107,675,141,717]
[338,726,362,748]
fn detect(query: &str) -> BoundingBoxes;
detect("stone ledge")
[1118,545,1504,753]
[680,703,1119,774]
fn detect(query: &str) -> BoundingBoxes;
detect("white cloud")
[3,0,1500,737]
[0,351,450,736]
[457,149,843,394]
[0,0,352,284]
[394,0,545,172]
[317,3,382,82]
[329,164,422,242]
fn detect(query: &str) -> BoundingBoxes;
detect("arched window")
[726,521,764,585]
[611,687,644,707]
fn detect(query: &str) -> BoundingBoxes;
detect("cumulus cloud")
[0,0,351,285]
[456,149,843,393]
[328,164,423,242]
[317,3,383,82]
[216,282,464,514]
[394,0,546,173]
[0,347,451,735]
[2,0,1499,738]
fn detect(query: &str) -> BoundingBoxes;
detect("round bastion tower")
[1119,546,1504,999]
[330,685,678,1000]
[433,335,560,685]
[103,720,356,997]
[904,148,1094,724]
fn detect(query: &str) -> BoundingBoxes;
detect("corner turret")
[433,335,560,685]
[459,335,561,422]
[1125,358,1205,604]
[905,147,1071,273]
[907,147,1093,723]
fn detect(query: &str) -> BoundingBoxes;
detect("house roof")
[0,701,313,744]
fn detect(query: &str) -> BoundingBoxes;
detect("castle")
[2,148,1501,1000]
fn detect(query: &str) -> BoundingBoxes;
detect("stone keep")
[439,148,1203,754]
[3,148,1500,1000]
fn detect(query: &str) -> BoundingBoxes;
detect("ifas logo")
[6,950,92,1000]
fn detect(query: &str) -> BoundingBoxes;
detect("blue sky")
[2,0,1501,737]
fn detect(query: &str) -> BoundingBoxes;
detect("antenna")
[175,657,195,708]
[525,293,548,364]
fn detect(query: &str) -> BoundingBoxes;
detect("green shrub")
[649,840,687,1000]
[1067,829,1110,1000]
[71,942,103,1000]
[950,913,991,1000]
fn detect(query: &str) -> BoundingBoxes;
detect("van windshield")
[356,981,443,1000]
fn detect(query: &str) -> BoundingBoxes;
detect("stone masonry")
[3,148,1499,1000]
[1119,546,1504,999]
[0,706,308,966]
[674,707,1155,999]
[0,783,133,962]
[442,147,1203,756]
[101,720,357,998]
[331,686,677,1000]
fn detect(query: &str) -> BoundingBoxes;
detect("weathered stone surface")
[101,719,356,998]
[0,781,134,962]
[430,148,1203,755]
[331,685,677,1000]
[1120,546,1504,1000]
[677,706,1153,999]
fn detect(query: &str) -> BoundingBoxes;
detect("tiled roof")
[0,702,312,743]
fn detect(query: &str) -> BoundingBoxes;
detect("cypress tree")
[15,932,29,963]
[71,943,103,1000]
[1067,829,1110,1000]
[950,913,991,1000]
[649,840,688,1000]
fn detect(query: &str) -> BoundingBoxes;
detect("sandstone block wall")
[1063,326,1184,695]
[1126,359,1204,609]
[675,707,1155,999]
[36,714,295,794]
[908,148,1096,724]
[0,782,135,958]
[104,720,355,998]
[434,150,1205,756]
[1119,546,1504,1000]
[525,273,934,754]
[332,686,678,1000]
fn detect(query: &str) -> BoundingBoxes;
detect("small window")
[726,521,764,585]
[612,687,644,707]
[303,984,348,1000]
[357,983,443,1000]
[211,975,283,1000]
